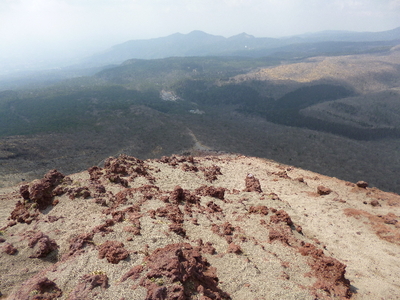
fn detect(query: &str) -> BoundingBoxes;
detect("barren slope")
[1,154,399,299]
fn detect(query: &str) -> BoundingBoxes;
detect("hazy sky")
[1,0,400,69]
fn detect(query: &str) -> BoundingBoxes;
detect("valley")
[1,34,400,195]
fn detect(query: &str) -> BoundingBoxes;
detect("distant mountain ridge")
[83,27,400,66]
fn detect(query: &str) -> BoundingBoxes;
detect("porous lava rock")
[2,242,17,255]
[98,240,129,264]
[66,186,91,199]
[270,210,293,226]
[243,174,262,193]
[11,277,62,300]
[196,185,225,200]
[299,242,351,298]
[169,186,200,205]
[67,273,108,300]
[133,243,230,300]
[27,169,65,210]
[10,201,38,224]
[65,232,94,258]
[20,185,30,200]
[227,243,242,254]
[201,165,222,182]
[249,205,269,215]
[26,231,58,258]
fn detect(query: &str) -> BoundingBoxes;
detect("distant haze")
[1,0,400,72]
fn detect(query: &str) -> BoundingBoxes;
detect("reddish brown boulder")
[370,200,380,207]
[196,185,225,200]
[249,205,269,215]
[11,277,62,300]
[243,174,262,193]
[65,232,94,258]
[27,231,58,258]
[270,210,293,226]
[201,165,222,182]
[227,243,242,254]
[299,242,351,298]
[98,240,129,264]
[67,273,108,300]
[2,243,17,255]
[356,181,369,188]
[19,184,30,200]
[137,243,230,300]
[317,185,332,195]
[10,201,38,224]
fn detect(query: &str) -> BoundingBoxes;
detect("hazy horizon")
[1,0,400,73]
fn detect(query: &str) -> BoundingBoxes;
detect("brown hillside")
[229,46,400,96]
[1,154,399,299]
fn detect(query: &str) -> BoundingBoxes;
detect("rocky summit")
[0,154,399,299]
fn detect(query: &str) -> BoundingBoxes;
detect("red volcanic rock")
[249,205,269,215]
[138,243,230,300]
[93,184,106,194]
[169,223,186,237]
[299,242,351,298]
[270,210,293,226]
[92,221,114,236]
[381,213,398,225]
[170,186,185,204]
[181,163,199,172]
[227,243,242,254]
[2,242,17,255]
[370,200,380,207]
[27,231,58,258]
[196,185,225,200]
[269,227,291,245]
[196,239,216,255]
[104,157,128,175]
[356,181,369,188]
[167,186,201,205]
[211,222,235,241]
[107,174,128,187]
[12,277,62,300]
[156,204,184,225]
[23,277,62,300]
[98,240,129,264]
[299,242,324,258]
[317,185,332,195]
[201,165,222,182]
[67,186,91,199]
[67,273,108,300]
[268,192,280,200]
[273,171,290,179]
[206,201,223,213]
[88,166,103,182]
[19,184,30,200]
[31,170,65,209]
[310,256,351,299]
[121,265,144,282]
[66,232,94,258]
[243,174,262,193]
[10,201,38,224]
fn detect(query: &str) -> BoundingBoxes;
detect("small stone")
[356,181,369,188]
[370,200,380,207]
[317,186,332,195]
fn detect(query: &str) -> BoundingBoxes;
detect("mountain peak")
[228,32,255,40]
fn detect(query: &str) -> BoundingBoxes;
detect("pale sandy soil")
[0,154,399,299]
